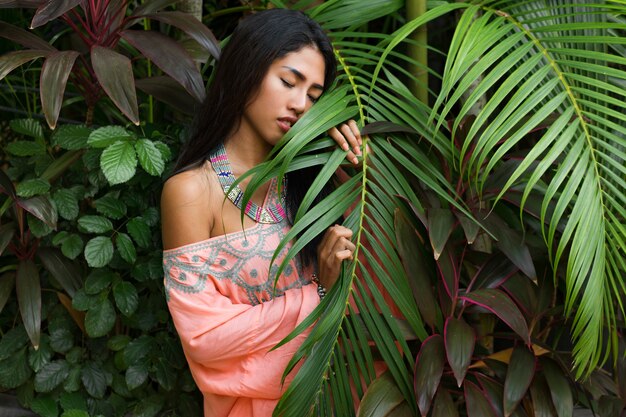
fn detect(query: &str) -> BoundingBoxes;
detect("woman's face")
[239,46,326,147]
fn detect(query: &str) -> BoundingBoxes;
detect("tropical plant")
[0,0,219,128]
[239,0,626,415]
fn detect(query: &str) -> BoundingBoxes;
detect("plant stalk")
[406,0,428,104]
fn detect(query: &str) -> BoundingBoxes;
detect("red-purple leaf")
[357,371,407,417]
[461,288,530,345]
[395,209,439,328]
[144,11,220,60]
[431,387,459,417]
[0,1,45,8]
[121,29,205,102]
[361,121,417,135]
[0,20,54,50]
[427,208,455,260]
[465,381,498,417]
[445,317,475,386]
[529,375,557,417]
[0,169,16,199]
[454,211,480,244]
[17,195,57,229]
[135,76,196,115]
[130,0,179,18]
[0,49,49,80]
[40,50,79,129]
[414,335,445,416]
[16,259,41,349]
[475,373,505,416]
[0,272,15,314]
[0,222,14,256]
[37,247,82,298]
[30,0,81,28]
[504,346,536,417]
[541,358,573,417]
[91,46,139,125]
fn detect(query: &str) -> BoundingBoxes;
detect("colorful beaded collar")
[209,143,286,224]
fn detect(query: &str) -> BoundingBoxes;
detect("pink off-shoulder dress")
[163,178,319,417]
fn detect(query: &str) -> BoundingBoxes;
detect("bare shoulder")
[161,164,216,250]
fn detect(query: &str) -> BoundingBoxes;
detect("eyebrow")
[282,66,324,90]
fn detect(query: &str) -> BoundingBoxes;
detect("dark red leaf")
[37,247,82,297]
[432,387,459,417]
[17,195,57,229]
[529,374,557,417]
[0,49,49,80]
[414,334,445,416]
[461,288,530,345]
[135,76,196,115]
[144,11,220,60]
[541,358,573,417]
[130,0,178,17]
[91,46,139,125]
[0,272,16,314]
[30,0,81,28]
[0,222,14,256]
[0,1,45,7]
[445,317,475,386]
[121,29,205,102]
[0,168,16,199]
[427,208,455,260]
[357,371,406,417]
[40,50,79,129]
[503,347,536,417]
[394,209,439,328]
[465,381,498,417]
[475,373,505,416]
[0,20,54,50]
[16,259,41,349]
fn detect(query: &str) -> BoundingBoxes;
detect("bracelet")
[311,273,327,300]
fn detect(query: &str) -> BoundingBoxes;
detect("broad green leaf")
[427,208,455,260]
[113,281,138,317]
[0,50,48,80]
[0,21,55,50]
[5,140,46,156]
[27,214,52,238]
[126,363,149,390]
[9,118,44,140]
[71,289,98,312]
[51,124,91,150]
[40,50,80,129]
[77,215,113,234]
[0,272,15,314]
[34,360,70,392]
[30,395,58,417]
[62,410,89,417]
[16,178,50,198]
[541,358,573,417]
[107,335,131,352]
[84,299,115,338]
[357,371,406,417]
[465,381,498,417]
[49,327,73,354]
[30,0,82,28]
[0,325,28,360]
[461,288,530,345]
[503,346,536,417]
[88,126,133,148]
[135,139,165,176]
[100,141,137,185]
[0,346,31,389]
[94,195,127,219]
[16,259,41,349]
[37,247,82,296]
[121,29,205,102]
[115,233,136,264]
[53,189,79,220]
[154,357,176,391]
[84,269,114,295]
[444,317,475,387]
[28,334,52,372]
[84,236,114,268]
[414,335,445,416]
[63,365,81,393]
[127,217,152,248]
[81,362,107,398]
[18,195,57,228]
[394,209,438,328]
[91,46,139,125]
[61,234,83,260]
[59,392,87,411]
[432,388,459,417]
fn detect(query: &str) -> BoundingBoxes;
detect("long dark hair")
[174,9,337,266]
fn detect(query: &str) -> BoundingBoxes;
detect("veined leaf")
[51,124,91,150]
[88,126,133,148]
[100,141,137,185]
[83,236,113,268]
[135,139,164,176]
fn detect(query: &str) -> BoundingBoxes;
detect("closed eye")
[308,94,320,103]
[281,79,294,88]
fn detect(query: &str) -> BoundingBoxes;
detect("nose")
[289,89,308,115]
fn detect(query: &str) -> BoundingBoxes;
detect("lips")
[277,117,297,133]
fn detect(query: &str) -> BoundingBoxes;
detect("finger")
[327,127,350,152]
[334,249,354,262]
[347,119,362,147]
[340,123,360,157]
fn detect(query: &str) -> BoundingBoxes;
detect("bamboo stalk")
[406,0,428,104]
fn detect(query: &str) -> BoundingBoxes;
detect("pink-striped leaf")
[16,259,41,349]
[91,46,139,125]
[414,334,445,416]
[30,0,81,28]
[121,29,205,102]
[475,373,505,416]
[432,388,459,417]
[503,346,536,417]
[461,288,530,345]
[0,20,54,50]
[0,50,48,80]
[40,50,79,129]
[465,381,498,417]
[444,317,475,386]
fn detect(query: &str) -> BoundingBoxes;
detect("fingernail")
[352,157,358,164]
[342,143,349,151]
[354,146,361,155]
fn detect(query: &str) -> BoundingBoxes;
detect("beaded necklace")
[209,143,287,224]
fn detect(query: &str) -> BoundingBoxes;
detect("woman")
[161,9,362,417]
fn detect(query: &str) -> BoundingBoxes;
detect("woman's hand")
[327,119,362,165]
[316,225,356,290]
